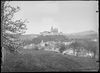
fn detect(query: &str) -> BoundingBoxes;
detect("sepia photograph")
[1,0,99,72]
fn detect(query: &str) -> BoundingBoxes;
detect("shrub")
[59,44,66,53]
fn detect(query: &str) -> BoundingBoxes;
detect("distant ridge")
[65,30,98,39]
[68,30,98,35]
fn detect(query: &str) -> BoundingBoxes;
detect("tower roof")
[51,26,58,33]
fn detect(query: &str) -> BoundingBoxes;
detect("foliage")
[59,44,66,53]
[1,1,27,53]
[69,40,98,58]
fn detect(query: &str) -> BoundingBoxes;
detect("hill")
[65,31,98,40]
[31,35,70,44]
[19,34,39,41]
[1,49,99,72]
[19,30,98,42]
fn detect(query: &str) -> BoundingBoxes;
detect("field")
[1,49,99,72]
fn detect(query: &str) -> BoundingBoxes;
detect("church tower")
[50,25,58,33]
[51,26,54,32]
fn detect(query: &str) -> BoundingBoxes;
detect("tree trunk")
[2,47,6,65]
[1,1,5,64]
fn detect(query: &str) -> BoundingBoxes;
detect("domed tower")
[51,26,54,32]
[51,26,58,34]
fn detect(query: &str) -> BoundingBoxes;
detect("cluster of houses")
[23,40,94,58]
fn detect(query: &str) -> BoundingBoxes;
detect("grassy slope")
[1,49,99,72]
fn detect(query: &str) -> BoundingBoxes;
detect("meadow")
[1,48,99,72]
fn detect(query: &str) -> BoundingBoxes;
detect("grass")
[1,48,99,72]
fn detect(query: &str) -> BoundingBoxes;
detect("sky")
[9,1,98,34]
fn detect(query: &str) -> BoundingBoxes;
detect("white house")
[23,43,35,49]
[62,48,77,56]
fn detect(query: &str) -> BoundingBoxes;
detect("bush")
[59,44,66,53]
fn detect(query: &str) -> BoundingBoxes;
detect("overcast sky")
[9,1,98,34]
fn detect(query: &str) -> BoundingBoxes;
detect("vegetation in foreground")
[1,48,99,72]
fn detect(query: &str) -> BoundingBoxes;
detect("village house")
[62,48,77,56]
[23,39,95,58]
[23,43,35,49]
